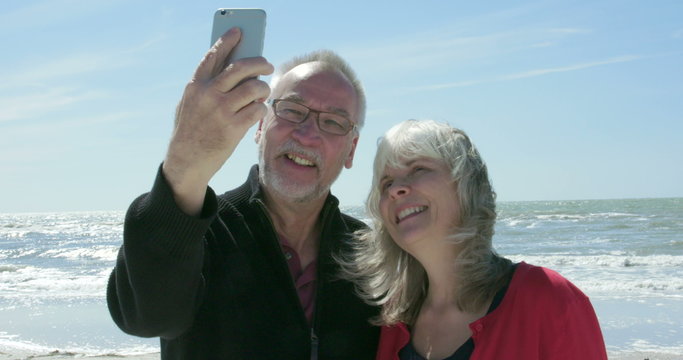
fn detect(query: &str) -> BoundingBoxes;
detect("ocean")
[1,198,682,358]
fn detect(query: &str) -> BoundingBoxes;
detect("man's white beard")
[258,140,341,203]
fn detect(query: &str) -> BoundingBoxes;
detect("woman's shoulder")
[510,262,590,305]
[376,322,410,360]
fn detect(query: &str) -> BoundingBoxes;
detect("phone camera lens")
[220,9,226,15]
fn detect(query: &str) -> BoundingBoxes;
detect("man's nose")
[292,112,322,142]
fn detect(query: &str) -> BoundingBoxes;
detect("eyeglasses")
[271,99,356,136]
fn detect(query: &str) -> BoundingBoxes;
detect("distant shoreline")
[2,196,683,215]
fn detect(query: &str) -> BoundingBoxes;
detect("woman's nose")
[388,182,410,199]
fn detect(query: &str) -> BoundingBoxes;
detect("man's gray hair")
[270,49,366,129]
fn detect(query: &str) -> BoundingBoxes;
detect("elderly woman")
[340,120,607,360]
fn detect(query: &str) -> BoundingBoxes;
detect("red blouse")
[376,262,608,360]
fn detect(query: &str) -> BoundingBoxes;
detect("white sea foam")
[506,254,683,268]
[504,211,640,222]
[0,211,124,239]
[628,339,683,354]
[0,248,39,260]
[0,331,158,357]
[0,332,49,356]
[40,245,119,261]
[0,264,21,273]
[0,265,107,302]
[507,254,683,298]
[578,277,683,297]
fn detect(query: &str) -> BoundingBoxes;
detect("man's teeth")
[397,206,427,222]
[287,154,315,167]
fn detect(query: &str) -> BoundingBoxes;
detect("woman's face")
[378,156,461,252]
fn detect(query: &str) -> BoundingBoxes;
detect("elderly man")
[107,27,379,359]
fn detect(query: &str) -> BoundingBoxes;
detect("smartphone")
[210,8,266,62]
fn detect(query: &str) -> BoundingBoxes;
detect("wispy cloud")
[0,87,106,123]
[347,30,517,72]
[1,3,164,89]
[0,0,119,31]
[1,110,138,136]
[344,8,599,79]
[1,53,135,89]
[0,32,166,121]
[411,79,492,91]
[407,55,644,92]
[502,55,642,80]
[530,41,555,48]
[0,109,143,166]
[548,28,593,34]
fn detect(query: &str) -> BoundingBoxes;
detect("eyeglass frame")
[269,99,358,136]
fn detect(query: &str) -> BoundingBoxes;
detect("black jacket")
[107,165,379,359]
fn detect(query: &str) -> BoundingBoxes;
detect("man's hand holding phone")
[164,24,273,216]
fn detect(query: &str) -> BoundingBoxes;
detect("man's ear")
[344,135,359,169]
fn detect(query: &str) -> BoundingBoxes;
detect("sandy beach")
[609,352,683,360]
[0,352,161,360]
[1,351,682,359]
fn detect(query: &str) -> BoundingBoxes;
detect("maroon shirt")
[279,235,317,325]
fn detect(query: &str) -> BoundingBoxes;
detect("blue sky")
[1,0,681,213]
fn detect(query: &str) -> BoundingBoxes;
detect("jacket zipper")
[310,327,319,360]
[254,199,314,351]
[311,199,334,359]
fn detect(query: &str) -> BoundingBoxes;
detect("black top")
[399,268,514,360]
[107,165,380,359]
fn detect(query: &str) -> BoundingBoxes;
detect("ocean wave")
[1,245,119,262]
[627,339,683,354]
[578,277,683,295]
[0,211,124,239]
[0,265,107,301]
[39,246,119,262]
[539,212,638,221]
[0,248,38,260]
[2,223,31,228]
[506,254,683,297]
[502,211,641,223]
[0,332,158,358]
[496,212,668,232]
[507,254,683,268]
[0,264,22,273]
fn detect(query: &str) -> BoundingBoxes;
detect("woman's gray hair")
[338,119,511,325]
[269,49,366,130]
